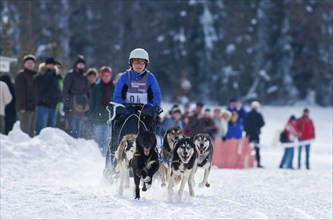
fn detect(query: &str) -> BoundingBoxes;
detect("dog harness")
[197,154,210,167]
[125,71,148,104]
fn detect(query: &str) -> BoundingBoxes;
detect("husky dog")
[114,134,137,195]
[168,138,197,201]
[192,133,214,188]
[160,127,185,187]
[131,130,159,199]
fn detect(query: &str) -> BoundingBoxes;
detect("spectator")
[54,61,68,131]
[182,103,191,136]
[227,98,247,121]
[35,57,61,135]
[212,108,223,140]
[297,108,315,170]
[63,55,90,138]
[14,54,38,137]
[0,81,12,134]
[202,108,217,138]
[225,111,242,139]
[187,102,205,136]
[243,101,265,168]
[86,68,98,89]
[221,110,232,140]
[160,106,185,136]
[113,72,123,86]
[279,115,300,169]
[0,75,16,134]
[90,66,114,155]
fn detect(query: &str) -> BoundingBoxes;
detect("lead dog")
[192,133,214,188]
[114,134,137,195]
[131,130,159,199]
[160,127,185,187]
[168,137,197,201]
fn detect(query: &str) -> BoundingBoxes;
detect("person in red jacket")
[297,108,315,170]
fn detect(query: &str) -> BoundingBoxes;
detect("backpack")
[279,129,288,143]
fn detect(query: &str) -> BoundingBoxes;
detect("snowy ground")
[1,106,332,219]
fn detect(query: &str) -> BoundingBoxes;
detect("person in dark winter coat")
[187,102,205,136]
[90,66,114,155]
[296,108,315,170]
[0,75,16,134]
[225,111,243,139]
[14,54,38,137]
[279,115,300,169]
[63,55,90,138]
[202,108,218,138]
[243,101,265,168]
[35,57,61,135]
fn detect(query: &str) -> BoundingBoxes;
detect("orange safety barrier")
[212,138,255,169]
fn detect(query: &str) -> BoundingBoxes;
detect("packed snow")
[1,106,332,219]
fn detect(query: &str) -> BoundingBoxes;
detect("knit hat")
[45,57,55,65]
[196,102,204,107]
[251,101,261,109]
[86,68,98,77]
[74,55,86,66]
[23,54,36,63]
[100,66,113,76]
[172,107,181,114]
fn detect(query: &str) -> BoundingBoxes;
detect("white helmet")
[128,48,149,63]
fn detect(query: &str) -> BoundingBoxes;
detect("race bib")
[126,92,148,104]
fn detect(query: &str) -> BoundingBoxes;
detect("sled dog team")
[113,127,214,201]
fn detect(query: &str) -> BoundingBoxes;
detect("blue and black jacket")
[113,69,161,107]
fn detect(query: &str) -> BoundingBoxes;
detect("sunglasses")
[132,60,146,65]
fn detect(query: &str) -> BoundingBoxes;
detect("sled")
[103,102,163,182]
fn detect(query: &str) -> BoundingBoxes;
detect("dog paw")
[199,182,205,188]
[161,183,166,187]
[125,184,130,188]
[142,185,147,191]
[143,176,151,183]
[205,183,210,188]
[135,196,140,200]
[189,190,195,197]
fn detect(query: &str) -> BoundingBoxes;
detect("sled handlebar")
[106,102,125,123]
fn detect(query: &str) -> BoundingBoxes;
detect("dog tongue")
[144,147,150,156]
